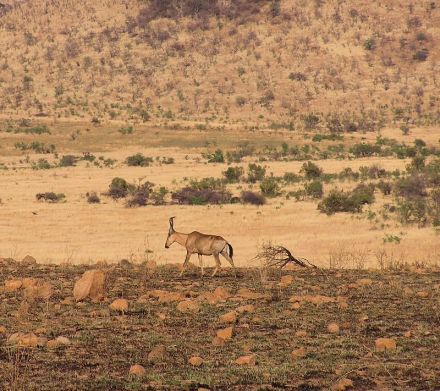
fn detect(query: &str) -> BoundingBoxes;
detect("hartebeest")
[164,217,235,277]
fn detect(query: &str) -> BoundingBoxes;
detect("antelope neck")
[173,231,188,246]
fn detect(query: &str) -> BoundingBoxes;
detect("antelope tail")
[227,242,234,258]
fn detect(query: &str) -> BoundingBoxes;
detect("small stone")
[110,298,129,312]
[235,354,256,366]
[55,336,71,345]
[188,356,204,367]
[291,347,307,360]
[22,255,37,265]
[177,300,199,313]
[212,336,225,347]
[295,330,307,337]
[327,323,340,334]
[404,331,412,338]
[416,291,429,298]
[375,338,396,352]
[129,364,146,376]
[219,311,237,323]
[291,302,301,310]
[148,345,167,362]
[46,339,61,350]
[213,287,231,300]
[0,325,7,334]
[236,304,255,314]
[216,326,233,341]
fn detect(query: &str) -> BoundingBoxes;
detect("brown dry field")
[0,120,439,268]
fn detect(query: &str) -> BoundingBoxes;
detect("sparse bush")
[235,96,246,106]
[413,49,429,61]
[302,113,320,130]
[32,159,52,170]
[396,197,428,226]
[172,187,231,205]
[87,192,100,203]
[247,163,266,183]
[289,72,307,81]
[241,191,266,205]
[126,153,153,167]
[59,155,77,167]
[223,166,244,183]
[107,177,134,199]
[36,192,65,203]
[260,177,281,197]
[118,126,134,135]
[305,180,323,199]
[364,38,376,50]
[300,161,322,180]
[350,143,381,157]
[394,174,427,199]
[126,182,154,207]
[189,177,225,190]
[351,183,375,205]
[15,142,56,154]
[205,149,224,163]
[151,187,168,205]
[338,167,359,181]
[283,172,301,184]
[377,180,392,195]
[318,189,364,215]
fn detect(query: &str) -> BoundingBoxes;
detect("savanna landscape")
[0,0,440,390]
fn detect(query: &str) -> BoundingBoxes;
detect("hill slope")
[1,0,440,129]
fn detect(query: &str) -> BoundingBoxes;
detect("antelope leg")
[198,254,204,277]
[180,252,192,277]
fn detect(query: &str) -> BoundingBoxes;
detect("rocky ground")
[0,257,439,390]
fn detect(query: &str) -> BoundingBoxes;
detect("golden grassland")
[0,119,438,268]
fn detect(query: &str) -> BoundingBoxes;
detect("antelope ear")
[169,216,176,231]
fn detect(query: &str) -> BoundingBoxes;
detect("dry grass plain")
[0,120,439,268]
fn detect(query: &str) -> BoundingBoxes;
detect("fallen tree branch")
[253,243,318,269]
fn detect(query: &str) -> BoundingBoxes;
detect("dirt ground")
[0,260,439,390]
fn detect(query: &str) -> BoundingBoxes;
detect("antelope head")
[165,216,176,248]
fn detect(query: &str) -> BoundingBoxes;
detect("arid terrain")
[1,0,440,390]
[0,260,439,390]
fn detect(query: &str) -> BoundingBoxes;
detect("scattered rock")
[327,323,340,334]
[129,364,146,376]
[177,300,199,313]
[219,311,237,323]
[416,291,429,298]
[148,345,167,362]
[404,331,412,338]
[216,326,233,341]
[188,356,204,367]
[291,302,301,310]
[150,290,184,303]
[279,275,294,287]
[73,269,106,302]
[212,336,225,347]
[333,378,354,390]
[5,279,22,292]
[56,336,71,345]
[295,330,307,337]
[47,339,62,350]
[236,288,266,300]
[291,347,307,360]
[236,304,255,314]
[375,338,397,352]
[21,278,37,289]
[22,255,37,265]
[110,298,129,312]
[235,354,256,366]
[0,326,6,334]
[213,286,231,300]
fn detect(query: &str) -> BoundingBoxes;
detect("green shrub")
[396,197,428,226]
[318,190,362,215]
[126,182,154,207]
[351,183,375,205]
[377,180,392,195]
[126,153,153,167]
[300,161,322,179]
[247,163,266,183]
[350,143,381,157]
[260,177,281,197]
[394,174,427,199]
[223,166,244,183]
[364,38,376,50]
[107,177,134,199]
[424,158,440,186]
[206,149,224,163]
[305,180,323,199]
[189,177,225,190]
[283,172,302,184]
[32,159,52,170]
[302,113,320,130]
[151,187,169,205]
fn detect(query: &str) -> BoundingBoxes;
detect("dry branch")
[254,243,317,269]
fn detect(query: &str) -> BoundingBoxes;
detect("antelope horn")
[169,216,176,228]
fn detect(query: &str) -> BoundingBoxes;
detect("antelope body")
[165,217,235,277]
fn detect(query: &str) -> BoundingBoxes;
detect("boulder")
[216,326,233,341]
[73,269,106,302]
[291,347,307,360]
[24,281,53,301]
[22,255,37,265]
[212,336,225,347]
[235,354,256,366]
[177,300,199,313]
[148,345,167,362]
[188,356,204,367]
[219,311,237,323]
[129,364,146,376]
[236,304,255,314]
[327,323,340,334]
[375,338,396,352]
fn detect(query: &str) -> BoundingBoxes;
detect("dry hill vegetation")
[0,0,440,128]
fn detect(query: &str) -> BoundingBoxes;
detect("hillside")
[1,0,440,129]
